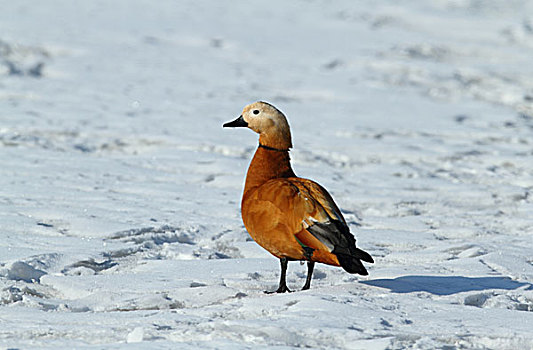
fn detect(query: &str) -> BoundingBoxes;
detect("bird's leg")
[266,257,291,293]
[302,261,315,290]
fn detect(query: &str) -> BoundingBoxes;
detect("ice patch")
[5,261,46,283]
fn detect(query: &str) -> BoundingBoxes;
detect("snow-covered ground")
[1,1,533,349]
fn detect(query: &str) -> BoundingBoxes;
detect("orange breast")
[242,187,306,260]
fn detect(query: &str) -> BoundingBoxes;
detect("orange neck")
[243,145,296,198]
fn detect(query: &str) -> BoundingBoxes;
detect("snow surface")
[1,1,533,349]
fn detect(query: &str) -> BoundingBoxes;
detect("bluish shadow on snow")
[362,276,532,296]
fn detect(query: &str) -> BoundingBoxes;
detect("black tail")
[355,247,374,263]
[336,253,368,275]
[334,247,374,275]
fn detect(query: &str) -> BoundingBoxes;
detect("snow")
[1,0,533,349]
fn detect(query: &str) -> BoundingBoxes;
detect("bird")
[223,101,373,293]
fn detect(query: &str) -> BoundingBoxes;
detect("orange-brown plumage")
[224,101,373,292]
[243,176,343,265]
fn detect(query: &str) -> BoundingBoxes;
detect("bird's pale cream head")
[224,101,292,150]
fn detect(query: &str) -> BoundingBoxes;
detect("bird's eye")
[253,110,260,115]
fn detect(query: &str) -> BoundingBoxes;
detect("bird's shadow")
[361,275,532,296]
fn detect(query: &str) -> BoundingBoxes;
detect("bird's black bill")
[223,115,248,128]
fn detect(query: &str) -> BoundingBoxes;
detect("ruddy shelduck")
[224,101,373,293]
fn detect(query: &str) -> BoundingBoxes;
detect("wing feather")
[243,177,373,272]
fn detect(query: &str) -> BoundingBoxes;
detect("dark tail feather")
[336,253,369,275]
[355,247,374,263]
[334,247,373,275]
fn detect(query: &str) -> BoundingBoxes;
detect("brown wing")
[288,178,373,274]
[242,179,321,260]
[242,177,373,273]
